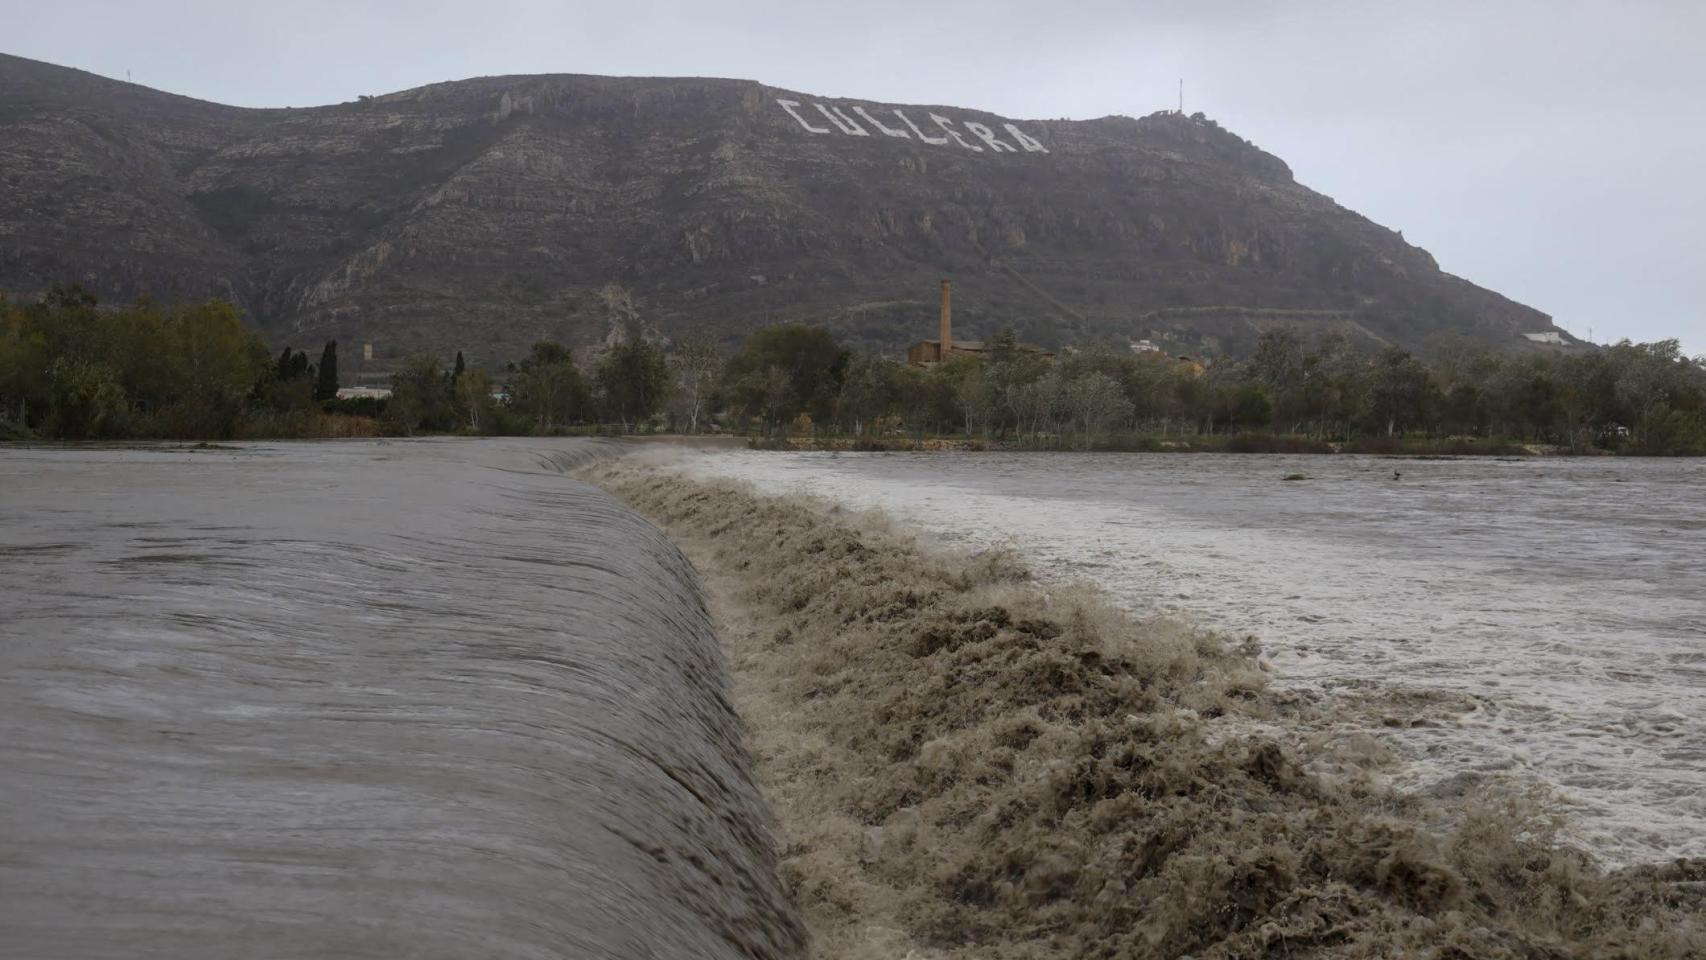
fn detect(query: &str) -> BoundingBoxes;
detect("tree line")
[382,336,677,436]
[0,287,685,440]
[407,321,1704,455]
[1,287,277,439]
[4,287,1702,454]
[607,323,1706,455]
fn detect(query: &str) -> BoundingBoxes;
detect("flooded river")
[0,440,802,959]
[678,450,1706,866]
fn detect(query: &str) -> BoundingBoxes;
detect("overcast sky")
[4,0,1701,353]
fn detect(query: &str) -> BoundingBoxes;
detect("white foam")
[683,450,1706,866]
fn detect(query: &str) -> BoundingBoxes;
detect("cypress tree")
[314,341,339,401]
[276,347,294,382]
[448,351,466,402]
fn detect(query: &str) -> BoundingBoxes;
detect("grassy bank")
[584,460,1703,959]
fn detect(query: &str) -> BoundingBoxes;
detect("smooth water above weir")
[679,450,1706,866]
[0,440,802,960]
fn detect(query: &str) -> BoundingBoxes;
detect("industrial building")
[906,280,1053,365]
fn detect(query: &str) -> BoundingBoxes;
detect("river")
[675,450,1706,866]
[0,439,802,960]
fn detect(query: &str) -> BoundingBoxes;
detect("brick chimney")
[938,279,953,361]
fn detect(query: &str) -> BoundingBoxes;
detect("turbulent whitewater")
[677,450,1706,865]
[0,440,802,959]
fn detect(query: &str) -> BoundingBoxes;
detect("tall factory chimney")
[938,279,953,361]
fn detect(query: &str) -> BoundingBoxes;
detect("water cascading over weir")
[0,439,804,959]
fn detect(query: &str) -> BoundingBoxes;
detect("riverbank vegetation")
[0,288,376,440]
[585,460,1704,959]
[5,287,1702,453]
[0,288,667,440]
[713,326,1706,456]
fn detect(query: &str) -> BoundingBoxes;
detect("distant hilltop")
[0,53,1568,366]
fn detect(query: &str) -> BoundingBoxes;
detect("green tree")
[991,352,1049,437]
[836,352,900,435]
[1608,339,1696,446]
[158,300,270,437]
[1251,330,1306,431]
[890,364,939,439]
[454,368,495,433]
[1557,351,1617,449]
[1231,382,1274,430]
[952,361,998,437]
[721,325,847,429]
[261,347,316,414]
[0,299,50,424]
[921,362,965,435]
[1487,355,1559,441]
[988,328,1021,365]
[314,341,339,402]
[1368,348,1432,436]
[388,354,454,434]
[1063,372,1131,449]
[508,341,587,432]
[1300,334,1365,439]
[751,365,794,432]
[1010,370,1063,442]
[595,338,670,430]
[46,356,126,439]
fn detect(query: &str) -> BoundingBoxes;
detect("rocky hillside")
[0,53,1564,369]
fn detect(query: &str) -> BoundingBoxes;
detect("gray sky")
[5,0,1701,354]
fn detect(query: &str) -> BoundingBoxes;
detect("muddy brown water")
[0,439,802,959]
[680,449,1706,866]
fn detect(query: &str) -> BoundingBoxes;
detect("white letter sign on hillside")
[775,98,1049,154]
[894,109,948,145]
[963,121,1015,152]
[776,99,830,134]
[815,103,870,136]
[930,112,981,152]
[852,105,910,139]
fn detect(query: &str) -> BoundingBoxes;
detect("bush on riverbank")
[235,411,384,440]
[1341,435,1531,456]
[0,416,33,441]
[586,460,1705,959]
[0,286,380,441]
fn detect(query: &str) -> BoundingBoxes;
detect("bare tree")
[669,335,722,433]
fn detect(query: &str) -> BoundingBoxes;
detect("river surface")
[677,450,1706,866]
[0,440,802,960]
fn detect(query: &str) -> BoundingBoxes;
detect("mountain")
[0,53,1566,370]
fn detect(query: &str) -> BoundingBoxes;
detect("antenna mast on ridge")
[1178,78,1184,114]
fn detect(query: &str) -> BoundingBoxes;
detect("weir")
[0,440,803,960]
